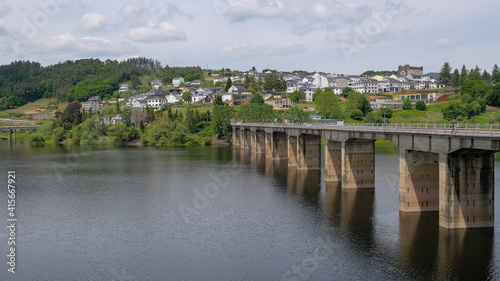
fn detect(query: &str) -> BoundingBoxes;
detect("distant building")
[82,96,104,112]
[172,77,184,87]
[151,79,164,89]
[398,64,423,76]
[119,84,130,93]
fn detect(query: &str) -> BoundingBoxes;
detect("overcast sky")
[0,0,499,74]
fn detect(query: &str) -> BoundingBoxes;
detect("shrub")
[415,101,427,111]
[27,133,45,147]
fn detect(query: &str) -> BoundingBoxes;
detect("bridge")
[231,122,500,229]
[0,126,40,141]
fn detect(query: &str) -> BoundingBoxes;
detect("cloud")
[0,0,11,17]
[221,42,306,59]
[310,2,329,20]
[127,22,186,43]
[433,38,460,48]
[0,19,9,36]
[23,33,132,56]
[214,0,300,23]
[78,12,107,33]
[119,3,152,27]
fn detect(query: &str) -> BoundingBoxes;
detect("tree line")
[0,58,205,111]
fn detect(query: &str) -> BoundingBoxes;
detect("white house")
[228,85,251,95]
[312,73,329,88]
[167,93,181,104]
[151,79,163,89]
[146,96,167,111]
[213,77,228,85]
[172,77,185,87]
[111,114,123,124]
[119,84,130,93]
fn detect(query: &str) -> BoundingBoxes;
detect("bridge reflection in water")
[232,123,500,229]
[231,143,496,279]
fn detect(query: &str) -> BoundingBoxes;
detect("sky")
[0,0,499,75]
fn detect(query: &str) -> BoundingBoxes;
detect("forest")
[0,58,203,111]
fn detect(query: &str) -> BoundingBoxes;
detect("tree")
[238,103,275,122]
[224,77,232,92]
[469,65,482,81]
[62,100,82,126]
[364,112,383,123]
[486,84,500,107]
[121,107,132,126]
[290,90,306,102]
[415,101,427,111]
[342,87,355,97]
[185,109,201,134]
[182,91,192,103]
[116,97,120,114]
[350,109,364,121]
[380,106,393,118]
[452,69,460,86]
[263,72,286,92]
[251,93,265,104]
[442,102,465,121]
[214,95,224,106]
[438,62,452,86]
[402,98,412,110]
[459,65,469,85]
[492,64,500,84]
[346,91,372,116]
[213,103,233,140]
[482,70,491,83]
[313,88,344,119]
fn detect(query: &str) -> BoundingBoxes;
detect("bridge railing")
[231,122,500,137]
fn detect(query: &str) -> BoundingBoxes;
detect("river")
[0,140,499,280]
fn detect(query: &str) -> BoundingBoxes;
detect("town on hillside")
[81,64,450,124]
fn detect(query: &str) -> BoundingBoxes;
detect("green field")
[1,98,67,117]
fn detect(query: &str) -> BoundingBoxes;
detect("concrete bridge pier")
[265,132,273,158]
[297,134,321,171]
[232,128,241,149]
[325,140,342,182]
[439,150,495,229]
[242,129,251,150]
[342,140,375,189]
[253,130,266,154]
[288,136,298,167]
[272,132,288,161]
[399,150,440,212]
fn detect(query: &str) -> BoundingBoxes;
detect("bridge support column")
[439,151,494,229]
[325,140,342,182]
[8,129,12,141]
[342,140,375,189]
[265,132,273,158]
[244,130,252,150]
[272,132,288,161]
[251,130,257,152]
[399,150,439,212]
[297,134,321,171]
[288,136,298,167]
[232,128,240,149]
[255,130,266,154]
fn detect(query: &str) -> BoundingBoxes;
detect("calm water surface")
[0,140,499,280]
